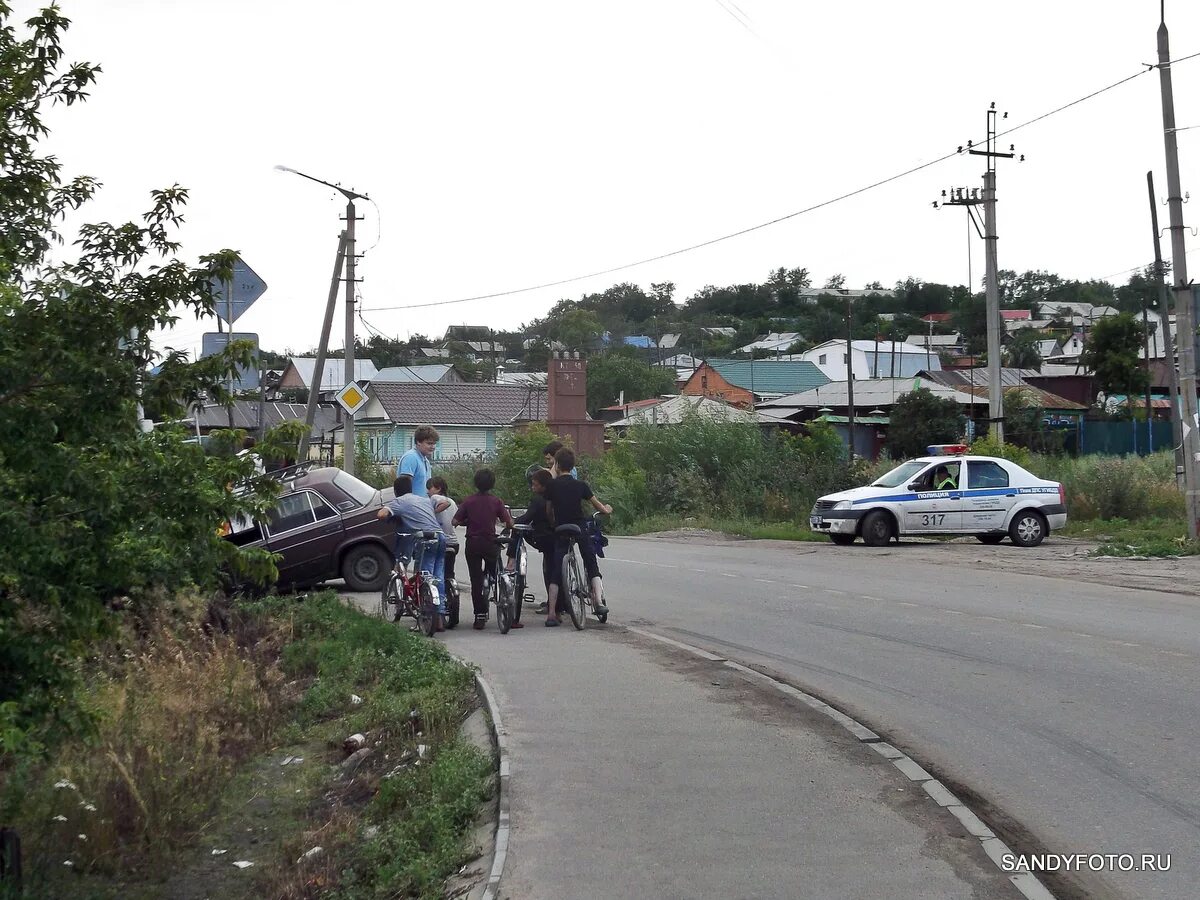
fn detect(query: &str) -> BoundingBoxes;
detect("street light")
[275,165,370,476]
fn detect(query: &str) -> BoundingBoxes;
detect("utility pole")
[343,196,360,477]
[935,105,1022,442]
[298,231,349,461]
[274,165,369,477]
[1157,6,1200,537]
[846,295,856,459]
[1147,171,1182,478]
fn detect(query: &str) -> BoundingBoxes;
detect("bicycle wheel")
[561,548,585,630]
[445,578,460,629]
[416,582,436,637]
[496,571,512,635]
[380,574,399,620]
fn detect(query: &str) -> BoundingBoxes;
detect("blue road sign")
[202,332,260,391]
[211,256,268,325]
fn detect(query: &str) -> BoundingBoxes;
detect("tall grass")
[4,592,479,894]
[1028,452,1182,521]
[580,416,860,529]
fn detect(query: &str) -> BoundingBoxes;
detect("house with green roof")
[680,358,830,407]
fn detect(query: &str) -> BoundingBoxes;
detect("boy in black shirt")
[544,447,612,626]
[505,467,556,595]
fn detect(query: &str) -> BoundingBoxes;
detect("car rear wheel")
[829,533,855,545]
[976,534,1005,545]
[342,543,392,592]
[861,510,894,547]
[1008,510,1047,548]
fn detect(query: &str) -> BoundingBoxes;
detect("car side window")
[967,461,1010,489]
[311,492,338,521]
[267,492,317,534]
[913,461,959,490]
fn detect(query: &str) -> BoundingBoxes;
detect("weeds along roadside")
[1,591,489,899]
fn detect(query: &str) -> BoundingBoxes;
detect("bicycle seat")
[511,524,533,533]
[555,524,582,536]
[421,530,438,540]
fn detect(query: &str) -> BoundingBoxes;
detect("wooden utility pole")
[1147,171,1182,478]
[1157,8,1200,537]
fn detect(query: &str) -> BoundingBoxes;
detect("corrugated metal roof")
[924,367,1040,389]
[758,378,983,409]
[705,359,830,395]
[373,364,455,383]
[189,401,337,436]
[286,357,378,391]
[608,394,756,427]
[368,382,546,426]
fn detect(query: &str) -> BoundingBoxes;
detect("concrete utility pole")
[937,107,1021,442]
[973,106,1016,443]
[298,230,349,461]
[343,195,360,477]
[275,166,369,476]
[846,295,856,459]
[1156,7,1200,537]
[1147,171,1182,478]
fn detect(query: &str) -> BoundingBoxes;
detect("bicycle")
[379,530,442,637]
[506,523,537,607]
[556,513,608,630]
[482,532,520,634]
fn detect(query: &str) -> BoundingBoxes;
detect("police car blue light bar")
[926,444,969,456]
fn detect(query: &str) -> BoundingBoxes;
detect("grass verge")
[2,591,491,900]
[1059,517,1200,557]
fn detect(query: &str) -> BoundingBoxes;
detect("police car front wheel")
[861,510,895,547]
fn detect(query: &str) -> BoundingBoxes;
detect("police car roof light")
[926,444,968,456]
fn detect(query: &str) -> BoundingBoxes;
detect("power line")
[356,310,536,426]
[362,55,1195,317]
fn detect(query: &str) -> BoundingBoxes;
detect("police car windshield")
[872,461,927,488]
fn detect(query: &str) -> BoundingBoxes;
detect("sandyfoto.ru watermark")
[1001,853,1171,873]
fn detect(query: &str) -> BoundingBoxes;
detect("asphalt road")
[595,533,1200,900]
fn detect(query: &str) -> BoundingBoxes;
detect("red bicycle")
[379,530,441,636]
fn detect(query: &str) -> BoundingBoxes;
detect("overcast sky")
[21,0,1200,357]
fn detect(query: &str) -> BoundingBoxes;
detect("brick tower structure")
[546,351,605,456]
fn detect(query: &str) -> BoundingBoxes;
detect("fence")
[1080,420,1175,456]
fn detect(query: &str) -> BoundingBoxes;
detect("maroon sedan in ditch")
[225,464,397,592]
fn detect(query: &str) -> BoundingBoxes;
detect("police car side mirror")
[907,482,919,491]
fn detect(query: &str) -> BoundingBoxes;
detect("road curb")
[471,671,511,900]
[628,626,1057,900]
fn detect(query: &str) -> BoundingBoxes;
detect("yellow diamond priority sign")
[335,382,368,415]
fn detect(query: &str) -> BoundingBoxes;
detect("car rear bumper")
[1047,512,1067,531]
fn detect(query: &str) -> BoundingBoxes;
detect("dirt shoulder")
[626,529,1200,599]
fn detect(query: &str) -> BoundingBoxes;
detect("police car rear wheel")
[1009,511,1047,548]
[861,510,894,547]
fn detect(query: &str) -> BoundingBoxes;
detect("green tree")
[0,5,285,752]
[1003,330,1043,370]
[953,292,988,355]
[545,306,603,350]
[885,388,964,459]
[1081,313,1148,413]
[585,353,676,416]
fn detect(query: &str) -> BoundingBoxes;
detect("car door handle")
[1005,493,1016,497]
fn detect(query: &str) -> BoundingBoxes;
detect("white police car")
[810,446,1067,547]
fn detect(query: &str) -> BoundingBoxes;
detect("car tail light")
[1058,484,1065,507]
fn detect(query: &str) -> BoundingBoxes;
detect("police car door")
[962,459,1012,530]
[902,461,963,532]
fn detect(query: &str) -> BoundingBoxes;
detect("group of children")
[379,431,611,632]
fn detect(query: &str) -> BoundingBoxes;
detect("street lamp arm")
[273,164,369,201]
